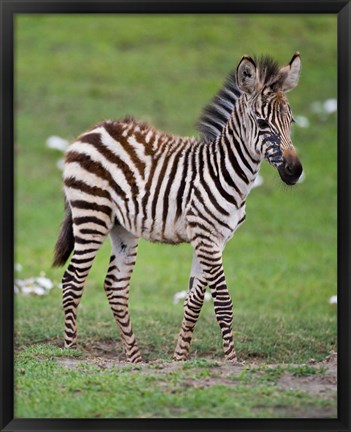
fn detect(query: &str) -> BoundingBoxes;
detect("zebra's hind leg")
[104,225,142,363]
[62,210,112,348]
[173,253,207,361]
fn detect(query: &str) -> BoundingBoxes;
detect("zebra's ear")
[274,52,301,93]
[236,55,257,94]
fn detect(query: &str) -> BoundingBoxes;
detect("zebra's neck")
[208,102,262,207]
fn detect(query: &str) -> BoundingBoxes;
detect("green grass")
[15,348,336,419]
[14,14,337,418]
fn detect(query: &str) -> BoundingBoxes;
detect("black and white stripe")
[53,53,302,363]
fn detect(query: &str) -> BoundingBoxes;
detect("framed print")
[1,1,350,431]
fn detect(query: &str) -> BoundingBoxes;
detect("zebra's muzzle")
[277,151,303,185]
[263,132,283,168]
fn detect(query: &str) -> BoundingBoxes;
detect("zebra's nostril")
[283,157,303,180]
[285,163,294,175]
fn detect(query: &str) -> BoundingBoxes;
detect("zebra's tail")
[52,200,74,267]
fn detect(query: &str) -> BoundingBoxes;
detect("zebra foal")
[53,53,303,363]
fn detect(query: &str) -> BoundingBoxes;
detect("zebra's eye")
[257,119,270,129]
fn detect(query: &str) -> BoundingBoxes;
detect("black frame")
[1,1,350,431]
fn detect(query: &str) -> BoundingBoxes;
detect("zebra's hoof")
[172,354,188,362]
[224,354,238,364]
[64,342,77,349]
[128,353,143,363]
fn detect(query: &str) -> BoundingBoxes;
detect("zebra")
[53,53,303,363]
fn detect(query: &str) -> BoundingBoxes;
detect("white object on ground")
[294,115,310,128]
[173,290,211,304]
[47,136,69,171]
[46,135,69,152]
[15,263,23,273]
[323,99,337,114]
[329,295,337,305]
[14,271,57,296]
[36,275,54,290]
[252,174,264,189]
[56,158,65,171]
[310,99,337,120]
[297,170,306,184]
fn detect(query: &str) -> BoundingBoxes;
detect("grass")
[14,14,337,418]
[15,348,336,419]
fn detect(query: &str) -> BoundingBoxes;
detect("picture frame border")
[1,1,350,431]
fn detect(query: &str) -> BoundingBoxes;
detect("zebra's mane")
[197,55,280,143]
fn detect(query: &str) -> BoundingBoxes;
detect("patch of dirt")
[253,404,337,419]
[277,351,337,397]
[55,341,337,408]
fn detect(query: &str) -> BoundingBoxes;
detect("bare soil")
[277,352,337,397]
[56,341,337,404]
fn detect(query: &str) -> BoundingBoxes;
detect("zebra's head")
[236,53,303,185]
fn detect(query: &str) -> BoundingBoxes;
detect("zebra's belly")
[140,216,190,244]
[112,200,190,244]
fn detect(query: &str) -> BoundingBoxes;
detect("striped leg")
[193,238,237,362]
[104,225,142,363]
[63,215,111,348]
[173,253,207,361]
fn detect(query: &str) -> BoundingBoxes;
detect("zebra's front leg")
[193,240,237,363]
[173,254,207,361]
[104,225,142,363]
